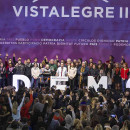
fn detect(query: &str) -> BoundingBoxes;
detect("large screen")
[0,0,130,64]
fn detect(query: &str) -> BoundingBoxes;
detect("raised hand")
[56,55,58,59]
[29,89,33,95]
[121,56,124,59]
[6,53,8,57]
[23,92,26,97]
[13,53,16,57]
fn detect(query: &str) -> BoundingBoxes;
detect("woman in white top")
[68,62,77,90]
[31,63,40,88]
[7,92,26,121]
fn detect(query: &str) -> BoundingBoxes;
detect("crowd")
[0,53,130,130]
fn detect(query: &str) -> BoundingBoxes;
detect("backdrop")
[0,0,130,64]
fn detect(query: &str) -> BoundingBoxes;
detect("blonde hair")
[91,97,98,109]
[45,95,53,107]
[57,109,64,118]
[121,120,130,130]
[2,106,7,112]
[80,112,87,121]
[12,101,18,115]
[73,119,83,130]
[94,124,103,130]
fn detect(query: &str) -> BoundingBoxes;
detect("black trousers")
[69,78,75,90]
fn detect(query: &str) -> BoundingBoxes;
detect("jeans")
[0,78,5,88]
[31,77,39,88]
[7,75,13,86]
[121,79,127,92]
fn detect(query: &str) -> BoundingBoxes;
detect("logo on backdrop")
[32,0,110,3]
[32,0,38,3]
[12,0,129,18]
[102,0,109,3]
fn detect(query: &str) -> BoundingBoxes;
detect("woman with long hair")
[73,119,83,130]
[113,63,121,90]
[121,120,130,130]
[7,92,26,121]
[105,63,113,89]
[68,62,77,90]
[121,63,129,92]
[31,63,40,88]
[94,124,103,130]
[89,64,98,82]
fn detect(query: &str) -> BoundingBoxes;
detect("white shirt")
[56,67,67,77]
[68,67,77,79]
[31,67,40,78]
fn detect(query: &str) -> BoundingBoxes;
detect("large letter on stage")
[88,76,107,91]
[13,75,31,91]
[126,78,130,89]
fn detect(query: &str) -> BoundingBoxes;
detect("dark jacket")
[0,66,6,78]
[25,63,33,76]
[89,68,99,77]
[14,64,25,75]
[77,66,89,76]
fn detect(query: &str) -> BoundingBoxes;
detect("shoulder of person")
[58,67,61,69]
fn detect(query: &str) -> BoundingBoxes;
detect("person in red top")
[53,109,64,124]
[21,89,33,119]
[121,63,129,92]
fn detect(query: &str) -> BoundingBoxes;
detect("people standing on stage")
[14,58,25,75]
[0,63,6,87]
[25,58,32,80]
[5,53,15,70]
[31,63,40,88]
[56,62,67,77]
[66,58,71,70]
[42,64,51,85]
[68,62,77,90]
[4,53,16,86]
[73,59,77,65]
[14,58,25,86]
[89,57,93,65]
[32,57,39,67]
[39,63,44,84]
[105,63,113,89]
[97,60,104,69]
[49,59,57,76]
[106,55,115,69]
[7,63,14,86]
[89,64,98,82]
[113,63,121,90]
[78,61,89,88]
[97,63,105,82]
[121,63,129,92]
[56,62,67,86]
[43,64,51,74]
[89,62,93,69]
[77,58,82,69]
[120,56,126,68]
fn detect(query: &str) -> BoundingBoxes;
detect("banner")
[0,0,130,64]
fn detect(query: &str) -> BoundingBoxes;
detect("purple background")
[0,0,130,64]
